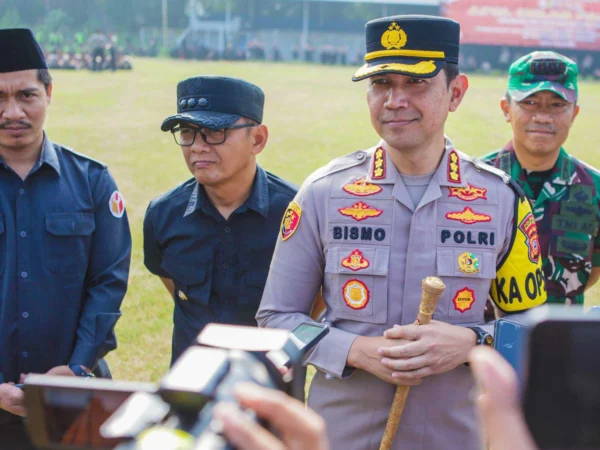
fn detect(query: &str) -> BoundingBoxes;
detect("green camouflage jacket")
[481,142,600,304]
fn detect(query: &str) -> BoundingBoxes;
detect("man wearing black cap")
[257,16,545,449]
[143,76,297,365]
[0,29,131,448]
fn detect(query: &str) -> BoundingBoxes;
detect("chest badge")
[339,201,383,222]
[342,177,382,197]
[178,290,188,301]
[448,184,487,202]
[342,249,370,271]
[342,279,370,310]
[371,147,386,180]
[109,191,125,218]
[446,207,491,225]
[519,212,540,263]
[452,287,475,313]
[447,150,461,184]
[281,201,302,241]
[458,252,480,275]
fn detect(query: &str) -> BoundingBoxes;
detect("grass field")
[43,57,600,382]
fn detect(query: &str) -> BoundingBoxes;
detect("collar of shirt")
[183,165,270,219]
[0,132,61,176]
[499,141,579,187]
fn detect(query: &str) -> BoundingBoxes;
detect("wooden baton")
[379,276,446,450]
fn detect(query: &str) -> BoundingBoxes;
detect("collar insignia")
[371,147,386,180]
[447,150,461,184]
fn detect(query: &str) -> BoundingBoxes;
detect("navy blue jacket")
[143,165,297,363]
[0,136,131,396]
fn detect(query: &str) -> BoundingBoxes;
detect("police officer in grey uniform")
[257,16,546,450]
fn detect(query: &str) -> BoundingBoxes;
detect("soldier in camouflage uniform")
[482,51,600,305]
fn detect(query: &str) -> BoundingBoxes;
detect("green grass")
[44,58,600,382]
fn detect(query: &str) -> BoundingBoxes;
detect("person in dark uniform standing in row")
[482,51,600,305]
[143,76,297,365]
[0,29,131,449]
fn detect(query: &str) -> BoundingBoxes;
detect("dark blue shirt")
[143,165,297,363]
[0,136,131,389]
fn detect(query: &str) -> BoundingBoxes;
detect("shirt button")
[21,351,28,358]
[222,263,229,269]
[224,226,231,233]
[21,271,28,279]
[22,312,29,319]
[20,231,27,238]
[19,188,25,195]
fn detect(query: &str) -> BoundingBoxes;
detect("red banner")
[440,0,600,50]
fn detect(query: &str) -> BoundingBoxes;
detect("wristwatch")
[68,364,95,378]
[468,327,494,346]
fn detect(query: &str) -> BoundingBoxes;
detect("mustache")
[0,120,32,129]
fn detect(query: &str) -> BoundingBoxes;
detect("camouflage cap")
[507,51,578,103]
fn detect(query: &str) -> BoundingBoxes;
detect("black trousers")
[0,420,36,450]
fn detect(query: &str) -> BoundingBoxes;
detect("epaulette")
[305,148,371,185]
[471,157,526,199]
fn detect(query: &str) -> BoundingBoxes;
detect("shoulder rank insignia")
[178,290,188,301]
[519,212,540,263]
[458,252,480,275]
[448,184,487,202]
[339,201,383,222]
[452,287,475,313]
[109,191,125,218]
[371,147,386,180]
[446,207,491,225]
[447,150,461,184]
[342,177,382,197]
[281,201,302,241]
[342,249,370,271]
[342,279,370,310]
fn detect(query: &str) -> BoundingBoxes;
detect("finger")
[383,324,422,340]
[378,341,426,358]
[391,367,431,383]
[382,355,429,372]
[469,347,520,409]
[213,402,285,450]
[234,383,326,444]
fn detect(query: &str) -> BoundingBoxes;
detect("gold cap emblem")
[381,22,407,50]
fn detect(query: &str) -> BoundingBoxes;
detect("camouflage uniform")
[482,143,600,304]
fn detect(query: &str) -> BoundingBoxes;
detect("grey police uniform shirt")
[257,139,517,450]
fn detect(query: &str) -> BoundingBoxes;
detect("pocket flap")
[325,246,389,276]
[46,213,95,236]
[161,255,208,285]
[436,247,497,279]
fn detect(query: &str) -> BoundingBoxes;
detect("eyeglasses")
[171,123,256,146]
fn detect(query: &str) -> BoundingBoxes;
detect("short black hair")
[443,63,459,87]
[38,69,52,92]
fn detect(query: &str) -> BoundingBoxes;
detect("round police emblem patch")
[458,252,480,275]
[109,191,125,218]
[342,279,370,310]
